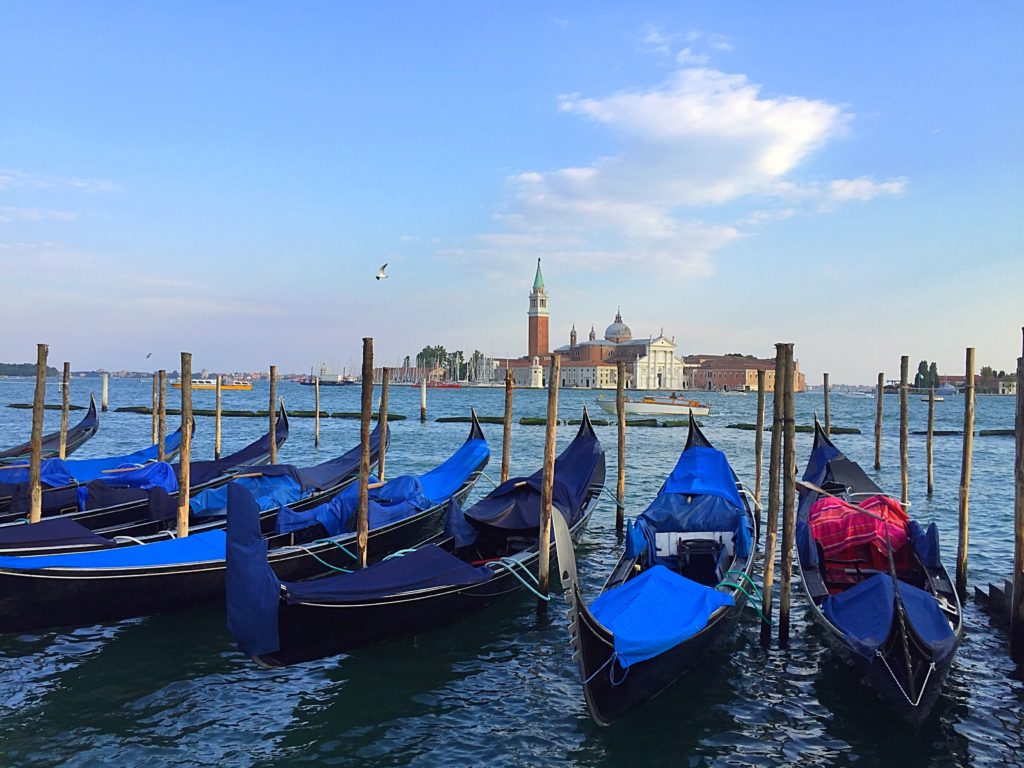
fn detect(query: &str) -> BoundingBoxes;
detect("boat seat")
[654,531,733,559]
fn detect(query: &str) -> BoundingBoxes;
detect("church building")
[499,260,686,390]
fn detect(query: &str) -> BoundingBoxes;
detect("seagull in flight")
[145,352,152,359]
[375,263,389,281]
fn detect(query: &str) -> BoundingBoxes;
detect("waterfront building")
[683,354,807,392]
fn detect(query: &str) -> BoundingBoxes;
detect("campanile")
[528,258,549,358]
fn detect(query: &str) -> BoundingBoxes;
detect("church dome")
[604,310,632,343]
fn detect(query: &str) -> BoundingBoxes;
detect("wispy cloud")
[0,206,77,224]
[0,169,120,193]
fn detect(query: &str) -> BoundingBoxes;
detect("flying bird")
[145,352,152,359]
[375,263,389,280]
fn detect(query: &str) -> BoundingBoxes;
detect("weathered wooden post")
[420,377,427,423]
[356,338,374,568]
[151,374,158,444]
[214,374,222,461]
[900,356,909,508]
[823,372,831,438]
[760,344,786,647]
[378,367,390,481]
[616,360,626,534]
[314,375,321,448]
[1009,330,1024,662]
[927,386,935,497]
[158,369,167,461]
[538,353,561,603]
[177,352,192,538]
[778,344,797,646]
[501,368,513,483]
[269,365,278,464]
[875,371,884,470]
[754,368,766,541]
[956,347,976,599]
[28,343,48,524]
[101,371,109,412]
[58,361,70,460]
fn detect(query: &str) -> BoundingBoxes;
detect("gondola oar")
[797,478,917,704]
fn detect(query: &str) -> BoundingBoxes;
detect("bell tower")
[528,258,549,358]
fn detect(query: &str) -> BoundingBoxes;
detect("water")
[0,378,1021,767]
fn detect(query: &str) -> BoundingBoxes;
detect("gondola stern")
[467,408,486,442]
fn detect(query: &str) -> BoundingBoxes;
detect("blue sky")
[2,2,1021,382]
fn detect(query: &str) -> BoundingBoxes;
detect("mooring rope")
[486,557,551,602]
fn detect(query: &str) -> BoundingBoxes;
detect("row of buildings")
[498,260,805,392]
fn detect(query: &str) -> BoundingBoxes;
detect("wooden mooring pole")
[900,356,910,508]
[875,371,884,470]
[151,374,158,444]
[58,362,70,460]
[214,374,222,461]
[754,368,766,541]
[616,360,626,534]
[501,368,513,484]
[356,338,374,568]
[760,344,786,647]
[778,343,797,647]
[176,352,192,538]
[314,375,321,448]
[927,386,935,496]
[538,353,561,604]
[378,367,390,481]
[157,370,167,461]
[420,377,427,423]
[101,371,109,412]
[28,343,48,524]
[269,365,278,464]
[956,347,976,600]
[1009,329,1024,662]
[823,372,830,438]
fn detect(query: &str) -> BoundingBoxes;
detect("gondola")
[0,414,488,634]
[795,421,962,725]
[553,418,756,726]
[0,421,186,515]
[0,394,99,462]
[227,410,603,667]
[0,409,290,531]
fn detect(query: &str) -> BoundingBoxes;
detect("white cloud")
[0,206,77,224]
[445,64,905,282]
[0,169,119,192]
[676,48,710,66]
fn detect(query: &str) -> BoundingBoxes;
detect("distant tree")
[416,345,447,369]
[915,360,929,389]
[928,362,938,388]
[998,370,1006,379]
[980,365,995,378]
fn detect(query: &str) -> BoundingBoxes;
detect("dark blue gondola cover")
[822,573,957,662]
[0,516,114,550]
[226,483,282,656]
[284,545,491,603]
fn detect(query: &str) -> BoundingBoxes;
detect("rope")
[599,485,624,508]
[478,471,500,489]
[717,581,773,625]
[297,543,353,573]
[721,570,763,601]
[736,484,763,512]
[112,535,147,546]
[486,557,551,602]
[312,538,357,561]
[383,548,418,561]
[877,651,936,707]
[583,653,615,684]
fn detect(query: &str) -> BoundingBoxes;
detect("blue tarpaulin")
[100,462,179,493]
[226,483,281,657]
[822,573,957,661]
[0,529,226,570]
[661,446,744,508]
[590,565,734,667]
[0,516,114,550]
[191,471,303,518]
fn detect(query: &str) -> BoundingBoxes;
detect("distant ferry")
[172,378,253,391]
[299,375,357,387]
[597,393,711,417]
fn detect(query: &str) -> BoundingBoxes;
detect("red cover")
[809,494,909,561]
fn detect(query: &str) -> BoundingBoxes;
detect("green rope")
[718,581,772,625]
[721,570,763,600]
[300,545,353,574]
[312,538,357,560]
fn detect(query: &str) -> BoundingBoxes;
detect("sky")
[1,2,1021,383]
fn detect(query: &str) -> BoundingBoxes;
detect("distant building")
[499,260,686,389]
[683,354,806,392]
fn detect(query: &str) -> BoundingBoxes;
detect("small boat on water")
[172,379,253,391]
[0,394,99,463]
[795,421,962,725]
[554,420,755,725]
[922,396,945,403]
[597,393,711,417]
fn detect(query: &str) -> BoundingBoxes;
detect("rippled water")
[0,378,1021,766]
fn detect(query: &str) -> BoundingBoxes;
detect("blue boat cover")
[0,459,78,488]
[465,426,602,533]
[100,461,179,493]
[226,483,282,657]
[0,529,226,571]
[660,446,744,508]
[284,544,492,603]
[822,573,957,661]
[276,436,489,537]
[0,517,114,550]
[590,565,734,667]
[443,497,478,547]
[191,470,303,518]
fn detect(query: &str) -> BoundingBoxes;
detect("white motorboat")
[596,393,711,417]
